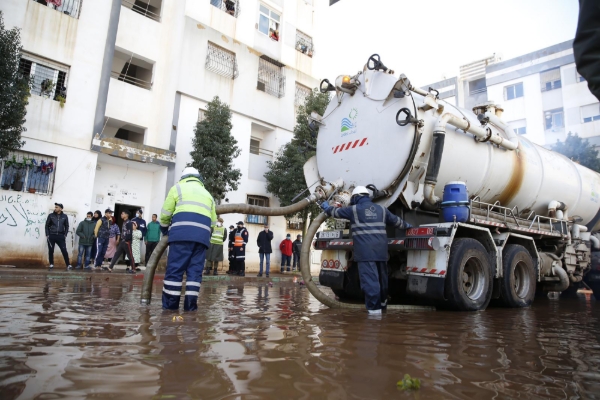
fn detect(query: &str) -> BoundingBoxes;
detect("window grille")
[295,83,311,106]
[247,196,269,224]
[295,30,314,56]
[257,56,285,98]
[210,0,240,18]
[540,68,561,92]
[32,0,82,19]
[19,53,69,102]
[581,103,600,123]
[258,4,280,41]
[205,42,239,79]
[0,150,57,195]
[121,0,162,22]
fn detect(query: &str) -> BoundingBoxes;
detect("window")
[210,0,240,18]
[577,72,586,83]
[544,108,564,130]
[33,0,82,19]
[505,82,524,100]
[0,150,57,195]
[246,196,269,224]
[287,215,303,230]
[121,0,162,22]
[249,138,273,156]
[581,103,600,123]
[198,109,206,123]
[258,4,281,41]
[295,83,311,107]
[468,78,487,95]
[19,53,68,102]
[295,30,314,57]
[540,67,561,92]
[257,56,286,98]
[509,119,527,135]
[205,42,239,79]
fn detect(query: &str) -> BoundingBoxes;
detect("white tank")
[314,70,600,230]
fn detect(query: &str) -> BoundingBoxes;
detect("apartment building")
[424,40,600,147]
[0,0,318,268]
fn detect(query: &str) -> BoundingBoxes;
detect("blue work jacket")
[324,196,411,262]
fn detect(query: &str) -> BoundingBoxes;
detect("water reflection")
[0,275,598,399]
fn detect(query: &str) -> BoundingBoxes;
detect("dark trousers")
[292,253,300,270]
[108,241,136,270]
[357,261,388,311]
[90,239,97,262]
[95,237,109,267]
[162,241,207,311]
[281,254,291,271]
[47,234,70,266]
[145,241,158,264]
[233,246,245,274]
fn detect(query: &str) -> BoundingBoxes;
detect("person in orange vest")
[279,233,293,273]
[230,221,249,276]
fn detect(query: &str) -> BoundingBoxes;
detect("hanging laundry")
[47,0,62,7]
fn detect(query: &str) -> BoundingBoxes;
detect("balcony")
[210,0,240,18]
[295,30,314,58]
[32,0,82,19]
[121,0,162,22]
[111,49,154,90]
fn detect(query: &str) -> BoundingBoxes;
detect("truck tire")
[444,238,493,311]
[499,244,536,308]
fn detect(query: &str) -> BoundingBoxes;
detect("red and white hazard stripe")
[332,138,368,154]
[408,267,446,276]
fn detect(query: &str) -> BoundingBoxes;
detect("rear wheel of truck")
[499,244,536,308]
[444,238,493,311]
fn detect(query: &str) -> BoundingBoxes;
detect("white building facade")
[0,0,319,269]
[424,40,600,147]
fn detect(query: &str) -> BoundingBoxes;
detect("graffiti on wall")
[0,194,47,239]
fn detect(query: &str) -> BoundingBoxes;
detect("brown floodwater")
[0,272,599,400]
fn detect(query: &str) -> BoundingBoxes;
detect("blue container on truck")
[441,181,470,223]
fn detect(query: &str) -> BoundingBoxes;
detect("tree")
[189,96,241,203]
[552,132,600,172]
[0,11,30,160]
[264,89,330,235]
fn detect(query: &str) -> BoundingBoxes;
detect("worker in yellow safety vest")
[159,167,217,311]
[204,217,227,276]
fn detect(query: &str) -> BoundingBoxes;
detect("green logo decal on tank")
[341,108,359,136]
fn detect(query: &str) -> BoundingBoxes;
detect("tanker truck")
[303,54,600,311]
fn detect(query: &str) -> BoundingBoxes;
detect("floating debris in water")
[397,374,421,390]
[172,315,184,322]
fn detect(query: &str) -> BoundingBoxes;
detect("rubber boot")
[213,262,218,276]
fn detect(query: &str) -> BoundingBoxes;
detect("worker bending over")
[321,186,411,314]
[159,167,217,311]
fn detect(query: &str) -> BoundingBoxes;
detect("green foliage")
[0,11,30,160]
[264,89,330,234]
[552,132,600,172]
[189,96,241,203]
[397,374,421,391]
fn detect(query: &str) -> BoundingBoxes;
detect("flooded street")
[0,272,599,399]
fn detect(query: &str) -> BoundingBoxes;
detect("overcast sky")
[313,0,580,86]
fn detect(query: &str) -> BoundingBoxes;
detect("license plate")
[320,230,341,239]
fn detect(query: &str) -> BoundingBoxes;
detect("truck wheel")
[444,238,493,311]
[499,244,536,308]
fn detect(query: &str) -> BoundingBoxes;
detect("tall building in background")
[0,0,318,268]
[424,40,600,147]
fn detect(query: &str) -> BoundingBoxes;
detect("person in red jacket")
[279,233,293,273]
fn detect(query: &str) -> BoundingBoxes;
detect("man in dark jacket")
[292,234,302,272]
[145,214,161,264]
[93,208,113,269]
[574,0,600,101]
[226,225,235,274]
[105,210,136,273]
[76,212,96,270]
[256,223,274,277]
[321,186,411,314]
[45,202,72,270]
[231,221,249,276]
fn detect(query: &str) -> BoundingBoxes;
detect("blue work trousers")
[95,237,109,266]
[281,254,291,271]
[162,241,207,311]
[358,261,389,311]
[259,252,270,275]
[76,244,92,268]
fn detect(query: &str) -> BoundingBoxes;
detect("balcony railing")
[210,0,240,18]
[32,0,82,19]
[249,146,273,157]
[121,0,161,22]
[111,70,152,90]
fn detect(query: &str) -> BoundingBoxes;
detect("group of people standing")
[45,204,162,273]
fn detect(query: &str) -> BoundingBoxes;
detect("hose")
[543,265,570,292]
[140,194,321,304]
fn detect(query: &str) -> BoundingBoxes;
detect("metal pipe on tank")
[548,200,567,219]
[436,113,518,151]
[590,235,599,249]
[485,112,519,143]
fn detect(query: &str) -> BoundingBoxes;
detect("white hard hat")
[181,166,202,181]
[352,186,370,196]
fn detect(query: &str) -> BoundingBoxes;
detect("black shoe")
[213,269,218,276]
[204,269,211,275]
[257,274,263,277]
[135,267,141,271]
[126,268,134,274]
[286,268,291,272]
[238,271,245,277]
[266,274,269,278]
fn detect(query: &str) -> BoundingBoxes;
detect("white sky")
[313,0,580,86]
